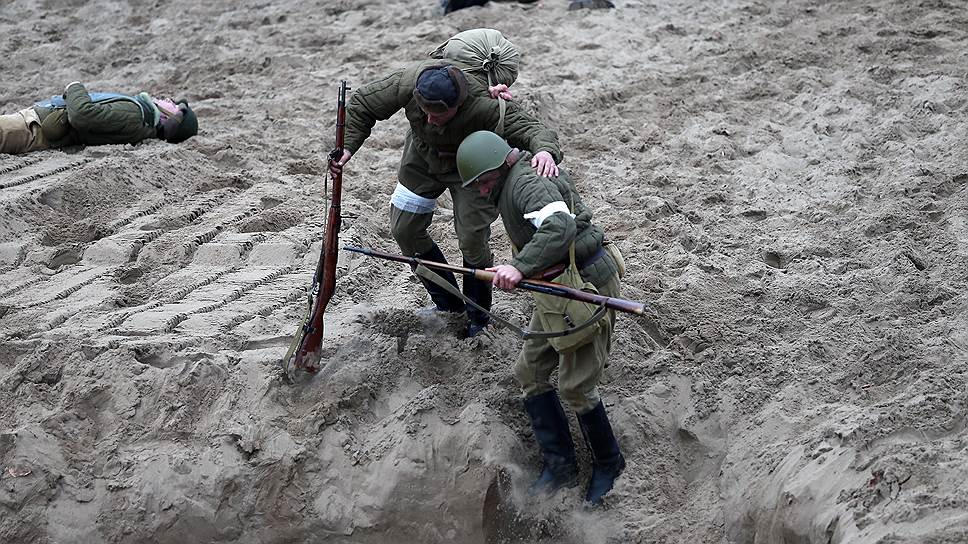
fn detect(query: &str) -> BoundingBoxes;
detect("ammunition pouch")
[532,263,604,354]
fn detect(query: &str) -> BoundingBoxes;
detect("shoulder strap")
[566,192,578,269]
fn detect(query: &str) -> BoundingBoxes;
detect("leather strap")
[415,264,607,340]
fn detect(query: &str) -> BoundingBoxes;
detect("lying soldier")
[0,81,198,155]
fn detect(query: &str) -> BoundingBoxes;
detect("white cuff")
[523,201,574,228]
[64,81,82,94]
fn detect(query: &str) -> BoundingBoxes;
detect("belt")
[532,244,606,281]
[577,245,606,271]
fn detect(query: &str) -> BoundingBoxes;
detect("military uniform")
[1,82,160,155]
[494,151,621,414]
[344,59,562,328]
[455,130,625,505]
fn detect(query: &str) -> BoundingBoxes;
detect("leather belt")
[578,245,606,271]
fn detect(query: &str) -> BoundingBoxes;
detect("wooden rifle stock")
[284,81,349,373]
[343,246,648,316]
[318,81,347,323]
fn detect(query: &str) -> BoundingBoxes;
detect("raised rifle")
[283,80,349,374]
[343,246,648,315]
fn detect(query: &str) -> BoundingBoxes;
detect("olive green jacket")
[495,152,616,288]
[34,83,158,147]
[345,59,562,176]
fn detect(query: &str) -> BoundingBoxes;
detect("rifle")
[344,246,648,315]
[283,80,349,374]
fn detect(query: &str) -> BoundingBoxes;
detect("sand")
[1,0,966,542]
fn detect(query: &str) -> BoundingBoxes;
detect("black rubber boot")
[568,0,615,9]
[414,244,465,313]
[522,391,579,495]
[577,400,625,506]
[441,0,489,14]
[462,259,491,337]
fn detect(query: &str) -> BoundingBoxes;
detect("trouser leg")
[389,202,436,257]
[513,311,560,398]
[389,205,465,312]
[0,108,50,155]
[449,183,497,331]
[556,274,619,414]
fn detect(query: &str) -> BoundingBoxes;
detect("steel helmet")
[457,130,512,186]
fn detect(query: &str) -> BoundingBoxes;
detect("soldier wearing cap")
[0,81,198,155]
[331,61,562,338]
[456,130,626,506]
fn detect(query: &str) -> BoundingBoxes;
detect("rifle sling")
[414,264,607,340]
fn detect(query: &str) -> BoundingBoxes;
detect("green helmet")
[457,130,512,187]
[167,101,198,144]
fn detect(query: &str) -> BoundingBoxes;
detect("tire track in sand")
[163,265,295,332]
[0,156,42,176]
[0,158,89,193]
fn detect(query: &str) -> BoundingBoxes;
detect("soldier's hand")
[531,151,559,177]
[329,149,352,176]
[486,264,523,290]
[488,84,513,101]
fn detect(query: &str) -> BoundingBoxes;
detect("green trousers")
[390,133,498,268]
[513,273,621,415]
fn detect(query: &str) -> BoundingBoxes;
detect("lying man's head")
[156,98,198,143]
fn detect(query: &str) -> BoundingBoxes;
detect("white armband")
[523,201,574,228]
[390,183,436,214]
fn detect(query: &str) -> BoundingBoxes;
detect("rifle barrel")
[343,246,648,316]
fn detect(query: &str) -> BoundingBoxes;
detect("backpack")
[430,28,520,135]
[430,28,520,89]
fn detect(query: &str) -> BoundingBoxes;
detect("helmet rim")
[457,131,512,187]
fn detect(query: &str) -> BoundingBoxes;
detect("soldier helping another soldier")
[330,43,562,338]
[456,130,626,505]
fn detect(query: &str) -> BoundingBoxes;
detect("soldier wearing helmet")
[456,130,626,506]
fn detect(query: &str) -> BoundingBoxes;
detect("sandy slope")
[1,0,966,543]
